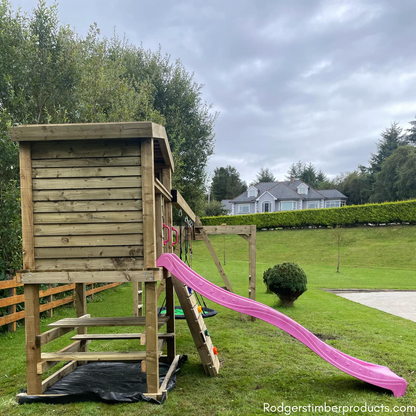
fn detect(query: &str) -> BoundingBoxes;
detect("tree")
[334,169,372,205]
[286,161,327,188]
[211,166,247,201]
[203,200,229,217]
[371,146,416,202]
[332,226,343,273]
[118,43,218,214]
[407,115,416,145]
[252,168,276,184]
[369,123,406,174]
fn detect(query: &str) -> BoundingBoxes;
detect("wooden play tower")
[12,122,219,401]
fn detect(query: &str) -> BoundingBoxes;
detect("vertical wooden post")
[20,142,35,270]
[165,270,176,363]
[249,225,256,322]
[162,168,172,254]
[7,276,16,333]
[145,281,159,394]
[142,138,156,268]
[75,283,87,354]
[25,284,41,394]
[47,284,53,318]
[141,138,159,394]
[20,142,41,394]
[155,194,163,258]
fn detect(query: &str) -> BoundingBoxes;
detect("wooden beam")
[142,138,156,269]
[19,269,162,284]
[197,219,246,321]
[146,281,159,394]
[20,142,35,270]
[71,332,175,340]
[153,123,174,172]
[25,284,42,394]
[159,354,180,393]
[36,327,75,347]
[165,272,176,363]
[48,316,169,328]
[197,226,233,294]
[154,178,172,201]
[197,225,252,235]
[75,283,87,356]
[171,190,196,223]
[10,121,169,142]
[238,234,251,242]
[40,351,148,362]
[37,340,88,374]
[41,361,77,393]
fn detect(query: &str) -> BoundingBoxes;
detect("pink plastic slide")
[157,253,407,397]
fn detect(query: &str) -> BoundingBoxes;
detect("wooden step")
[48,316,169,328]
[40,351,152,362]
[71,332,175,341]
[172,278,220,376]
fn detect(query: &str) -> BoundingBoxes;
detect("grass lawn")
[0,226,415,415]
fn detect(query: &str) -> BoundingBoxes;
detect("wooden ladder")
[172,277,220,376]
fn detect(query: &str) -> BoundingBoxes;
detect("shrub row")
[200,200,416,228]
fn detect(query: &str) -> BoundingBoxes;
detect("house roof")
[230,179,347,203]
[221,199,232,212]
[317,189,348,199]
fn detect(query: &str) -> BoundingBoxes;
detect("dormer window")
[248,187,257,197]
[298,184,308,195]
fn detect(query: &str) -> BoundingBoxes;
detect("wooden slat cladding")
[33,188,141,201]
[34,223,143,236]
[32,166,141,178]
[31,140,141,159]
[32,156,140,168]
[29,140,143,270]
[36,258,144,271]
[35,234,144,247]
[34,211,142,224]
[33,200,142,213]
[35,246,143,259]
[32,177,142,190]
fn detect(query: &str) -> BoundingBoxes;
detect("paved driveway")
[334,291,416,322]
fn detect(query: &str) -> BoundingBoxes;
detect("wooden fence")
[0,277,122,333]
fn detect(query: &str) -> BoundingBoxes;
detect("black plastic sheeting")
[158,305,218,319]
[19,356,187,405]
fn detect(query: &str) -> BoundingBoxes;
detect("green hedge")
[200,200,416,228]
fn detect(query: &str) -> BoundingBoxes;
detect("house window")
[238,204,250,214]
[262,201,272,213]
[248,188,257,197]
[281,201,295,211]
[325,200,345,208]
[307,201,319,209]
[298,185,308,195]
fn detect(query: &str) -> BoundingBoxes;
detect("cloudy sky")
[10,0,416,184]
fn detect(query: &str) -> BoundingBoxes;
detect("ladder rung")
[71,332,175,341]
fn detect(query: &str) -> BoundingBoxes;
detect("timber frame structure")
[12,122,219,402]
[194,221,256,322]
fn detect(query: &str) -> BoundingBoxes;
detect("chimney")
[290,176,294,184]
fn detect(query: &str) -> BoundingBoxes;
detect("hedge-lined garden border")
[201,200,416,228]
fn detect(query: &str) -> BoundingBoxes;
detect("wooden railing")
[0,277,122,333]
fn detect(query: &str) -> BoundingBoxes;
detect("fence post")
[7,276,17,333]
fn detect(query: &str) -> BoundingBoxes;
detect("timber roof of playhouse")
[10,121,174,172]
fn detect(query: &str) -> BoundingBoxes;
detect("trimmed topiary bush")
[262,268,273,293]
[265,263,307,307]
